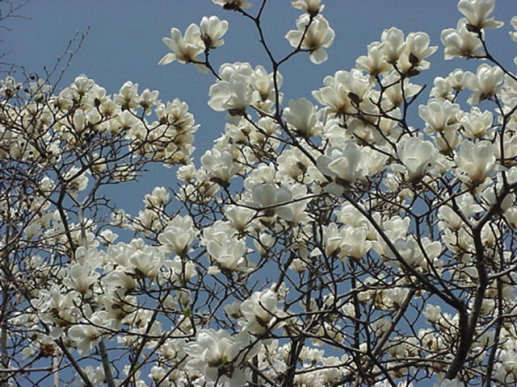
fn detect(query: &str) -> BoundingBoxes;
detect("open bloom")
[317,143,367,184]
[207,236,248,273]
[212,0,251,9]
[381,27,405,64]
[208,62,260,115]
[464,64,503,104]
[510,16,517,42]
[455,140,497,186]
[251,183,295,221]
[285,14,335,64]
[441,19,484,59]
[185,329,250,386]
[396,136,439,181]
[291,0,324,16]
[356,41,391,76]
[283,98,322,138]
[201,147,241,183]
[200,16,228,49]
[457,0,503,31]
[158,215,197,255]
[158,24,204,65]
[240,289,282,334]
[418,100,461,133]
[401,32,437,71]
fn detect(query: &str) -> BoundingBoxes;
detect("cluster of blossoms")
[2,0,517,385]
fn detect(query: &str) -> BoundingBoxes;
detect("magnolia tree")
[1,0,517,385]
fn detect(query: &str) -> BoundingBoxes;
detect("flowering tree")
[1,0,517,385]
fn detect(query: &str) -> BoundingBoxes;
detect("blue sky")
[4,0,517,211]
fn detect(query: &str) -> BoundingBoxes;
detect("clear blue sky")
[4,0,517,211]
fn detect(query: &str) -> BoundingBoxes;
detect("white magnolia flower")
[115,81,139,109]
[251,183,295,221]
[455,140,497,186]
[423,304,442,324]
[438,379,465,387]
[464,64,503,104]
[212,0,251,9]
[200,16,229,49]
[460,107,493,138]
[312,69,371,115]
[185,329,249,386]
[317,143,367,184]
[63,263,99,294]
[208,62,260,115]
[250,65,283,107]
[356,41,391,76]
[129,245,164,279]
[381,27,405,64]
[396,136,439,181]
[291,0,324,15]
[68,312,111,354]
[201,147,240,183]
[225,205,255,231]
[158,215,197,255]
[457,0,503,30]
[283,98,321,138]
[510,16,517,42]
[144,186,169,209]
[285,14,335,64]
[441,19,484,59]
[341,227,372,259]
[400,32,437,71]
[207,236,249,273]
[240,289,282,334]
[158,24,204,65]
[418,99,461,133]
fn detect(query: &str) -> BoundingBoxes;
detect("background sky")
[4,0,517,213]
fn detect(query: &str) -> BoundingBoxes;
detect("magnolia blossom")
[201,147,241,183]
[418,100,461,133]
[291,0,324,16]
[212,0,251,9]
[240,289,282,334]
[312,69,371,115]
[207,236,249,273]
[396,136,439,181]
[356,41,391,76]
[455,140,497,186]
[460,107,493,138]
[250,65,283,107]
[317,143,367,184]
[283,98,321,138]
[381,27,405,64]
[285,14,335,64]
[399,32,437,71]
[158,215,197,255]
[199,16,228,49]
[208,62,260,115]
[251,183,294,220]
[68,312,112,354]
[510,16,517,42]
[464,64,504,104]
[128,244,164,279]
[63,263,99,294]
[225,205,255,231]
[441,19,484,59]
[457,0,503,30]
[185,329,249,386]
[158,24,204,65]
[323,223,372,260]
